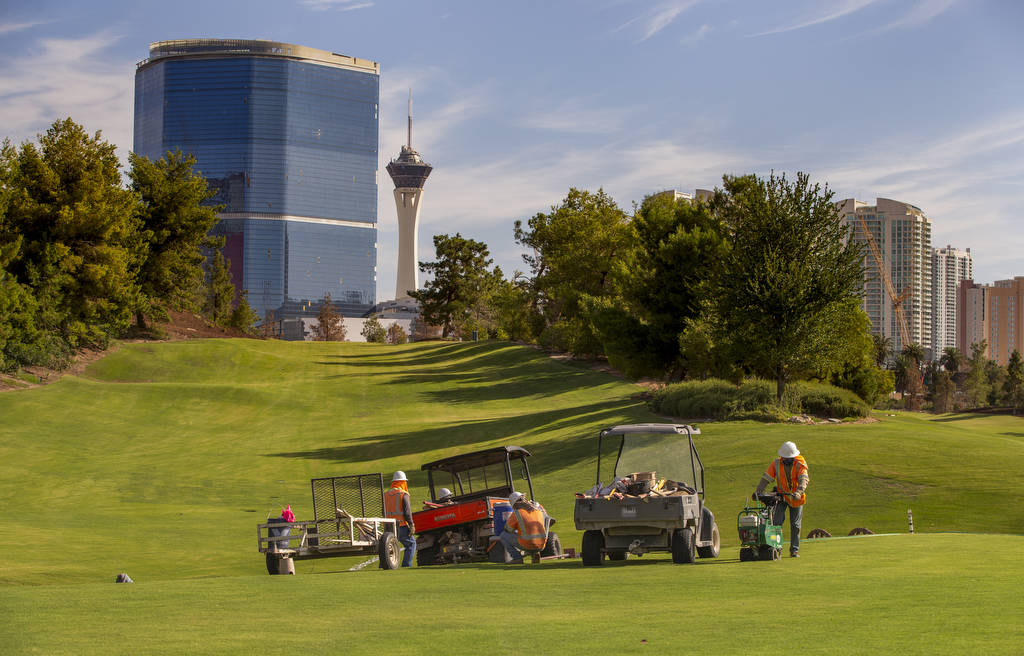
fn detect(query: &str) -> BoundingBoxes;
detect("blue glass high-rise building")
[134,39,379,327]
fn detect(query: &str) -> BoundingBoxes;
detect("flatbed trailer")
[257,473,401,574]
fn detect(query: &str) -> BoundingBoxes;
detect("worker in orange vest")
[384,471,416,567]
[753,441,809,557]
[499,491,551,564]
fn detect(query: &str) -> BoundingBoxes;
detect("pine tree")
[361,316,386,343]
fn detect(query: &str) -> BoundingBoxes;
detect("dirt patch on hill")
[0,311,256,391]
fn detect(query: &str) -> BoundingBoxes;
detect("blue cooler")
[493,502,513,535]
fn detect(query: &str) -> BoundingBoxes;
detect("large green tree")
[411,233,500,339]
[513,188,630,356]
[710,172,865,401]
[590,191,729,380]
[129,150,222,328]
[2,119,143,349]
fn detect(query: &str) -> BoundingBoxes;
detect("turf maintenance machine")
[737,493,784,561]
[412,446,561,565]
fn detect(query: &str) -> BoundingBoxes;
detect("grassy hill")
[3,338,1024,653]
[2,339,1024,586]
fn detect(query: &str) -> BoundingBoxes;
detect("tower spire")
[407,89,412,149]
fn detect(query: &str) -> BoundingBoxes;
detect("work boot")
[790,550,799,558]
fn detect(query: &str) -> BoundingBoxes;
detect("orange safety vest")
[384,484,410,526]
[505,505,549,551]
[766,456,808,507]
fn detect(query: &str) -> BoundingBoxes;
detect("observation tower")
[386,92,432,299]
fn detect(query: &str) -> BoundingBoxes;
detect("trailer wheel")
[378,532,401,570]
[607,550,627,561]
[540,532,562,558]
[697,523,721,559]
[671,528,696,564]
[581,530,604,566]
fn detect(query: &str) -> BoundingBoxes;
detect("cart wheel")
[540,532,562,558]
[417,545,440,566]
[581,530,604,566]
[697,523,721,559]
[378,532,401,570]
[672,528,696,564]
[606,550,627,561]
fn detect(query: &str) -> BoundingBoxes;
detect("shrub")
[649,378,869,421]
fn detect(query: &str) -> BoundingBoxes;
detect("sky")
[2,0,1023,299]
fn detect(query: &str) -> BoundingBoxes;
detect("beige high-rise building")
[839,198,933,356]
[958,278,1024,366]
[932,245,973,357]
[957,280,988,357]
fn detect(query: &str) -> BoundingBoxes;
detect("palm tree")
[940,346,964,374]
[872,334,893,367]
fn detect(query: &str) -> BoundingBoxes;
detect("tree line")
[1,118,257,372]
[413,173,891,405]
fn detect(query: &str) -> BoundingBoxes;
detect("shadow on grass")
[265,399,642,466]
[319,342,512,368]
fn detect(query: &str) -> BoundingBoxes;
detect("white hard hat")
[438,488,453,500]
[392,470,407,482]
[778,442,800,458]
[508,491,524,505]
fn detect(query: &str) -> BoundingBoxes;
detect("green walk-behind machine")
[737,493,784,561]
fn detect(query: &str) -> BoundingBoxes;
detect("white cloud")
[519,98,629,134]
[300,0,374,11]
[875,0,960,32]
[681,23,712,46]
[752,0,883,36]
[0,20,46,35]
[0,32,135,164]
[616,0,702,42]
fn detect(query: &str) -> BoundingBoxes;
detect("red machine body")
[412,496,508,533]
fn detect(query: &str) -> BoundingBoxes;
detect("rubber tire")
[739,547,754,562]
[378,532,400,570]
[581,530,604,566]
[759,545,777,562]
[416,545,440,566]
[671,527,696,564]
[697,522,721,559]
[266,552,279,575]
[540,532,562,558]
[607,550,627,561]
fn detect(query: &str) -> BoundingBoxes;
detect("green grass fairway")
[2,534,1021,655]
[1,339,1023,653]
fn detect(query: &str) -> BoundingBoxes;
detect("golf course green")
[2,339,1022,653]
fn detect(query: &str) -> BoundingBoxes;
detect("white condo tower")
[386,92,433,300]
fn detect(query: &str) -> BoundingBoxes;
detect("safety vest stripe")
[513,509,547,540]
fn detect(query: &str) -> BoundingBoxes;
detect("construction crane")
[855,214,912,350]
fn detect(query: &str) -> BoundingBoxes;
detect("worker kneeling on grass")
[384,471,416,567]
[753,441,809,558]
[499,491,551,564]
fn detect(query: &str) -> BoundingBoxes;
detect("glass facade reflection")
[134,39,379,324]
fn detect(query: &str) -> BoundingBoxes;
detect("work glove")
[408,525,416,534]
[788,491,803,501]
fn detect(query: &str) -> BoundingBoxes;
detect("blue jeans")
[398,525,416,567]
[773,503,803,553]
[499,531,523,561]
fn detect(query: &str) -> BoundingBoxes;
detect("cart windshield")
[609,431,702,494]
